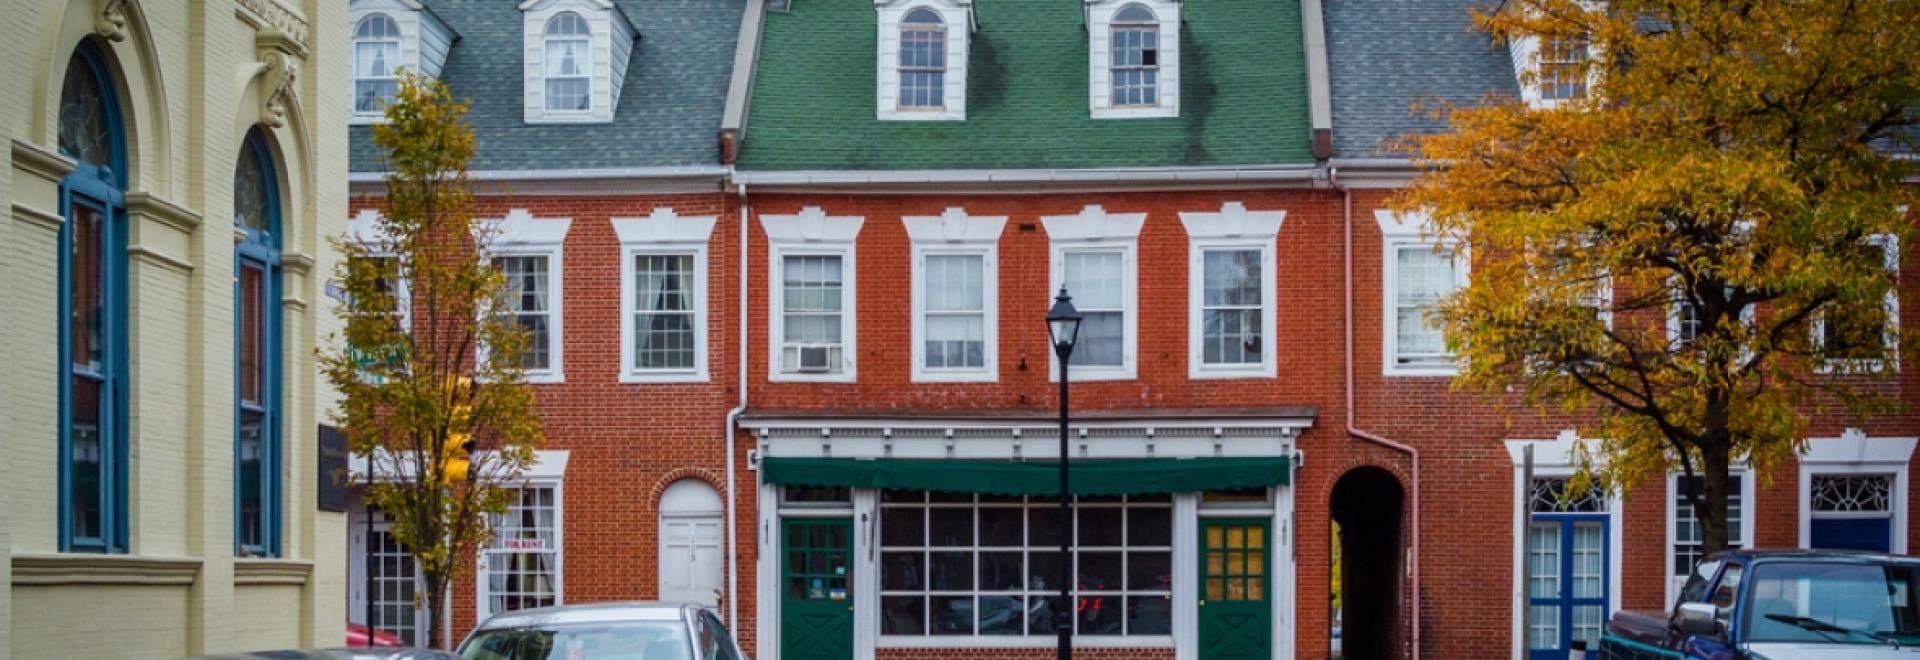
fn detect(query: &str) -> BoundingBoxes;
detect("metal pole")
[364,498,376,647]
[1057,350,1072,660]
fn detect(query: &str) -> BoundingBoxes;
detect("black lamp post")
[1045,288,1083,660]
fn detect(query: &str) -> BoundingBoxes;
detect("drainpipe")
[1333,167,1422,659]
[723,182,750,629]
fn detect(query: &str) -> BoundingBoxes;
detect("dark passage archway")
[1331,467,1406,660]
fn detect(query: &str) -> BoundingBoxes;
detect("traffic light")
[442,431,474,484]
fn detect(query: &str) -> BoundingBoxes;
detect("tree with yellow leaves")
[1399,0,1920,556]
[320,73,545,648]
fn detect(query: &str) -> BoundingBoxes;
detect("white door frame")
[1505,432,1625,660]
[1797,429,1916,553]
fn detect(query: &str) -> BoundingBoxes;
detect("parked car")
[347,624,406,648]
[182,648,460,660]
[457,601,747,660]
[1599,549,1920,659]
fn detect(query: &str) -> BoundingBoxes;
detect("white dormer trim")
[1087,0,1180,119]
[613,208,718,384]
[876,0,971,121]
[1506,3,1603,109]
[349,0,457,124]
[521,0,637,125]
[1181,203,1285,379]
[1043,206,1146,382]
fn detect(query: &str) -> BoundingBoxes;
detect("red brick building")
[342,0,1920,659]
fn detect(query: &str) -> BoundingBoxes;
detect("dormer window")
[347,0,457,123]
[543,13,593,112]
[1110,6,1159,107]
[1539,34,1591,101]
[520,0,637,124]
[1088,0,1179,119]
[352,14,402,114]
[898,10,946,109]
[876,0,970,121]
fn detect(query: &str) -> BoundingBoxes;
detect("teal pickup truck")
[1599,550,1920,659]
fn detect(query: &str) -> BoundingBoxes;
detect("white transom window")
[1181,203,1284,379]
[614,209,717,383]
[478,483,563,621]
[1044,206,1144,381]
[878,491,1173,639]
[876,1,970,121]
[906,209,1005,382]
[1087,0,1180,119]
[763,208,864,382]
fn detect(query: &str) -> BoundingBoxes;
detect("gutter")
[731,164,1323,186]
[723,182,750,630]
[1331,166,1423,659]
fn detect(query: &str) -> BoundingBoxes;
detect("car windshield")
[1743,561,1920,645]
[459,622,692,660]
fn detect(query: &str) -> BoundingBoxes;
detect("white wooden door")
[661,516,723,605]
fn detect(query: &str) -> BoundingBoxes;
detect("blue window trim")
[1527,513,1611,660]
[234,127,283,558]
[58,39,130,554]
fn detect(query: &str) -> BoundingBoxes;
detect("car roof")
[1712,548,1920,565]
[473,601,706,630]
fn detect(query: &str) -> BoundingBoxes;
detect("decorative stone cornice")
[233,559,313,586]
[11,139,77,183]
[126,192,203,234]
[12,554,201,586]
[94,0,129,41]
[281,252,315,276]
[236,0,310,54]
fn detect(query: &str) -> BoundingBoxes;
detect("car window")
[460,621,692,660]
[699,613,739,660]
[1712,563,1744,609]
[1674,558,1720,616]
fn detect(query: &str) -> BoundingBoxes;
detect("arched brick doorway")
[1331,466,1405,659]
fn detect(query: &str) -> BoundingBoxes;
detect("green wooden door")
[781,517,853,660]
[1199,518,1272,660]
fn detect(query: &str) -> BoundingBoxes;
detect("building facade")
[1,0,351,657]
[342,1,1920,660]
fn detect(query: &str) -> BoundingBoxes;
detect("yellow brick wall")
[1,0,348,657]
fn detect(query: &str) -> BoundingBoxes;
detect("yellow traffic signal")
[442,431,475,484]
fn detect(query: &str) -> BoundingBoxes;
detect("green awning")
[761,457,1290,496]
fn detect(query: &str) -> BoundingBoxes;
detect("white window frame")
[1043,206,1145,382]
[475,479,565,622]
[1180,203,1284,379]
[1665,468,1755,604]
[1813,233,1900,373]
[540,12,594,114]
[1377,210,1468,377]
[484,209,571,384]
[519,0,636,125]
[1797,429,1916,554]
[876,0,970,121]
[1087,0,1180,119]
[348,0,456,125]
[905,208,1006,382]
[350,12,403,121]
[346,209,413,332]
[612,208,716,383]
[763,208,865,383]
[1504,432,1626,660]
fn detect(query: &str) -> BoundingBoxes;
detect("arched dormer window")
[57,40,130,554]
[353,13,403,115]
[898,9,946,109]
[1110,5,1159,107]
[234,127,283,558]
[543,12,592,112]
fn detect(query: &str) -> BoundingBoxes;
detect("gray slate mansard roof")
[1324,0,1519,160]
[348,0,747,174]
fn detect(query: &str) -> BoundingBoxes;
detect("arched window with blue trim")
[234,127,283,558]
[57,39,129,554]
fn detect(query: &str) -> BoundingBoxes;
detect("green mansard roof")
[736,0,1316,171]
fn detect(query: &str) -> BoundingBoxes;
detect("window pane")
[1078,551,1122,592]
[499,256,551,370]
[239,265,265,404]
[1203,250,1261,306]
[929,596,973,635]
[979,508,1023,546]
[930,509,973,547]
[633,254,696,370]
[1072,311,1124,367]
[58,52,113,167]
[238,408,265,550]
[881,596,925,635]
[71,205,104,372]
[483,486,561,617]
[1128,596,1172,635]
[882,552,924,590]
[1064,252,1123,310]
[1079,508,1122,546]
[979,552,1023,591]
[925,255,983,311]
[69,376,103,541]
[882,508,924,546]
[979,595,1024,635]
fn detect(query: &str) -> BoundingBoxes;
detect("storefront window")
[878,491,1173,637]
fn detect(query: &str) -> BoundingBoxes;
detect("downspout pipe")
[1333,167,1422,659]
[724,182,750,629]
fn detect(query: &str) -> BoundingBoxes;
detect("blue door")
[1811,517,1892,552]
[1527,516,1609,660]
[1809,474,1895,553]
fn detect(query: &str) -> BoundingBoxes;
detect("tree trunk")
[422,572,446,650]
[1699,447,1732,555]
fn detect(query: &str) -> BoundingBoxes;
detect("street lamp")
[1045,288,1082,660]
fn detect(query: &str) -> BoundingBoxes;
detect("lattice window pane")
[1812,474,1893,513]
[633,254,697,370]
[1530,478,1608,513]
[482,486,561,618]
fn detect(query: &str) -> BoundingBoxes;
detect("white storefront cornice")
[742,409,1313,461]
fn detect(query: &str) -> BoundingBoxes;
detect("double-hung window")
[1379,210,1468,375]
[542,12,592,113]
[1669,473,1752,600]
[898,9,946,110]
[878,491,1174,639]
[352,14,402,116]
[1182,203,1284,378]
[234,128,284,557]
[615,210,716,382]
[906,210,1004,382]
[57,42,129,553]
[479,484,563,620]
[1089,0,1178,118]
[1109,6,1159,107]
[1044,207,1144,381]
[764,208,864,382]
[486,211,569,383]
[1815,234,1899,371]
[1539,33,1590,101]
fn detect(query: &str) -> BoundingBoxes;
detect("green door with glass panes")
[1199,518,1272,660]
[781,517,853,660]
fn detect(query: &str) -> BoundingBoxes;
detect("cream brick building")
[1,0,348,657]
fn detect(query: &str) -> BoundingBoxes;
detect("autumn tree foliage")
[1398,0,1920,555]
[320,73,545,648]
